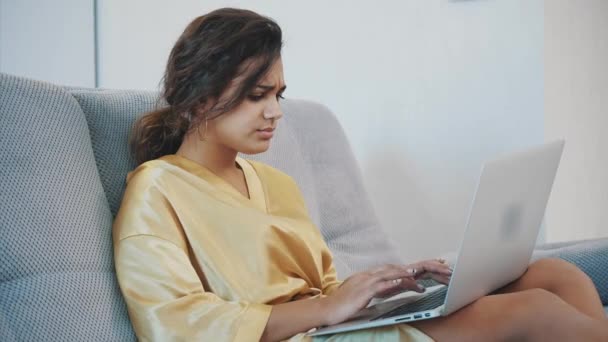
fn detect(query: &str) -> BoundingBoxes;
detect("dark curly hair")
[130,8,283,165]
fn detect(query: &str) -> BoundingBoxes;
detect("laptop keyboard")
[372,286,448,321]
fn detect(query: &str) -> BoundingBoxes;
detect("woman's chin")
[240,141,271,155]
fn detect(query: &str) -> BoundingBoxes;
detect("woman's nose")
[263,101,283,121]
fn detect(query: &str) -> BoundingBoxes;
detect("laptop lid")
[442,140,565,315]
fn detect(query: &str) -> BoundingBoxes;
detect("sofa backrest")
[1,72,401,340]
[0,73,135,340]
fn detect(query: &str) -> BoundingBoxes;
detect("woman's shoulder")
[122,157,188,197]
[114,158,188,247]
[126,158,171,184]
[117,159,177,219]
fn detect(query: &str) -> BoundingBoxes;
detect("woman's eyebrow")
[256,84,287,92]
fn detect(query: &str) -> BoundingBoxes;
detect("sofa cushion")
[0,73,134,340]
[0,273,131,340]
[67,90,157,217]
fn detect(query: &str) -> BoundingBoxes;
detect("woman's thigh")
[493,258,606,320]
[409,288,608,342]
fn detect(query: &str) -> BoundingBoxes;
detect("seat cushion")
[1,273,131,340]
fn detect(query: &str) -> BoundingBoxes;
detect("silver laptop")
[308,140,565,337]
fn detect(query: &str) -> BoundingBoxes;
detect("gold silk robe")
[113,154,434,341]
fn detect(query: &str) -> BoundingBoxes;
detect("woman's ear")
[192,99,217,123]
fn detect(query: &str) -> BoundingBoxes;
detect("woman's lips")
[256,128,274,139]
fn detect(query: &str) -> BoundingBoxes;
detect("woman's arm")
[260,297,330,342]
[261,264,419,342]
[114,235,273,341]
[262,262,452,341]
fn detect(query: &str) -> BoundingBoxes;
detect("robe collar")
[159,154,268,213]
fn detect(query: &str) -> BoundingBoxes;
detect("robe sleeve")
[113,167,272,342]
[285,175,345,297]
[114,234,272,341]
[321,263,343,296]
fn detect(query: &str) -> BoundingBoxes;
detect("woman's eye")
[248,94,265,101]
[249,93,285,102]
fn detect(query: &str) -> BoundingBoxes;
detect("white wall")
[0,0,95,87]
[97,0,545,262]
[0,0,554,262]
[2,0,605,261]
[544,1,608,243]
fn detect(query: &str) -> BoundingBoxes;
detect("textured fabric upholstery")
[1,72,606,341]
[0,73,134,341]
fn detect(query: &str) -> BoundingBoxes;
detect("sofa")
[1,72,606,340]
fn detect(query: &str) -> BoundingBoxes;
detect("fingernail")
[417,284,425,292]
[407,268,414,274]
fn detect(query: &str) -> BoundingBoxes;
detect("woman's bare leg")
[493,258,606,320]
[410,288,608,341]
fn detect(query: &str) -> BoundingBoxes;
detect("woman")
[113,8,607,341]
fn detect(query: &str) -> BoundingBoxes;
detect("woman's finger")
[369,263,405,275]
[375,278,424,298]
[419,273,451,285]
[413,261,452,275]
[373,277,407,296]
[370,266,424,288]
[373,267,416,283]
[400,277,426,293]
[375,276,425,298]
[414,270,442,280]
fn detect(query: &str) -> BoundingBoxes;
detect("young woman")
[113,8,608,341]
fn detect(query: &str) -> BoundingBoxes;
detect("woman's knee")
[527,258,593,289]
[506,289,568,338]
[513,288,560,310]
[530,257,577,273]
[510,288,608,340]
[476,289,557,340]
[417,289,601,341]
[465,290,554,339]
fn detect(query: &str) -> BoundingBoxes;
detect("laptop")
[308,139,565,337]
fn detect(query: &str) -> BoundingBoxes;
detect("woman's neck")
[175,132,240,176]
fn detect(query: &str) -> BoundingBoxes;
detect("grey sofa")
[1,72,606,341]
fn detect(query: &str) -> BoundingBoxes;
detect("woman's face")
[203,57,286,155]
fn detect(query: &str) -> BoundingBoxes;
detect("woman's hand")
[411,258,453,284]
[375,258,452,299]
[320,259,452,326]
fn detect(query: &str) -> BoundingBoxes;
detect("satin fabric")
[113,154,433,341]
